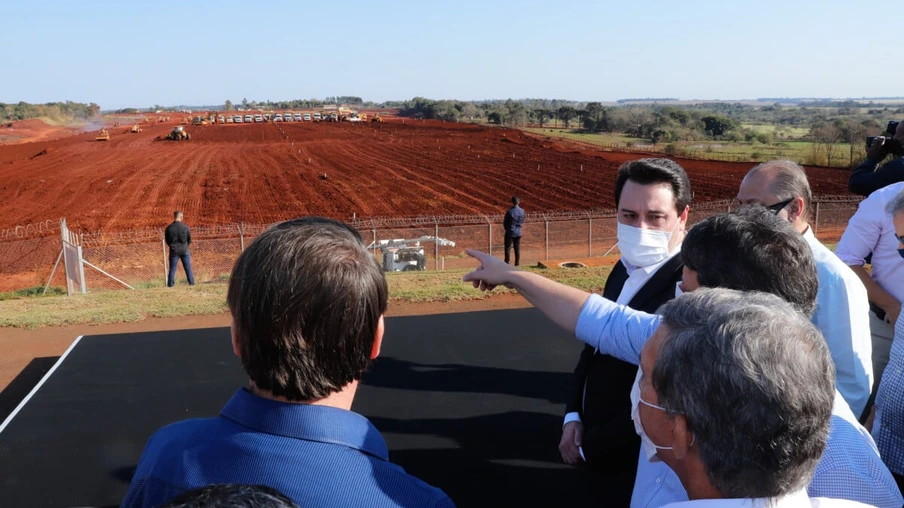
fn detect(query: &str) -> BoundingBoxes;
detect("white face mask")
[617,221,677,268]
[630,370,675,463]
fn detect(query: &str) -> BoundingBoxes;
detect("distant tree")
[488,112,503,125]
[535,109,551,127]
[558,106,576,128]
[224,100,234,111]
[241,98,249,110]
[701,115,737,137]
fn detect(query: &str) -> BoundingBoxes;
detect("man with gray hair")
[737,160,872,418]
[872,187,904,492]
[464,207,903,507]
[634,288,859,506]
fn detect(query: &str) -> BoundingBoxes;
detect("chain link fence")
[0,196,863,294]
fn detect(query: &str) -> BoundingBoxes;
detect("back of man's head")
[174,210,183,221]
[615,158,692,213]
[227,217,388,401]
[681,205,818,316]
[159,483,300,508]
[655,288,834,499]
[512,196,520,206]
[744,160,813,222]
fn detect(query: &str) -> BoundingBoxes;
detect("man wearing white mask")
[559,158,689,505]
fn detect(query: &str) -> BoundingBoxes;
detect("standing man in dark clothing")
[849,120,904,196]
[562,158,689,505]
[165,210,195,287]
[503,196,525,266]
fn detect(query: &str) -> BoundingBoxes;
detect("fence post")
[371,219,377,256]
[76,245,87,294]
[814,201,820,238]
[487,217,492,255]
[588,216,593,257]
[544,215,549,260]
[434,221,439,271]
[238,223,245,252]
[162,232,168,284]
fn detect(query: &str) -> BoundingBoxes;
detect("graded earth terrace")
[0,118,854,231]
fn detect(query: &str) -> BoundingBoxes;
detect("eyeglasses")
[765,198,794,215]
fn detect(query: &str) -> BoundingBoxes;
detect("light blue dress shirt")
[574,294,903,508]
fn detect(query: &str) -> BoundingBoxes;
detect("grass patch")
[0,286,67,301]
[0,265,614,329]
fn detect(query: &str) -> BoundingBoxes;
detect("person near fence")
[122,217,454,508]
[836,181,904,421]
[462,206,903,508]
[737,160,872,419]
[503,196,524,266]
[165,211,195,287]
[849,120,904,197]
[871,187,904,494]
[558,158,690,506]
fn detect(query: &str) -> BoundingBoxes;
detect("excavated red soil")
[0,119,854,232]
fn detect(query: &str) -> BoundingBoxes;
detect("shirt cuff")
[563,412,582,427]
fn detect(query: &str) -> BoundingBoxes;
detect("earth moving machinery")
[95,128,110,141]
[130,124,141,133]
[372,114,384,123]
[366,236,456,272]
[166,126,190,141]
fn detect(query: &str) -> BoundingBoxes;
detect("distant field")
[522,127,861,168]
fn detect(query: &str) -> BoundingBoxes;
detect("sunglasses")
[765,198,794,215]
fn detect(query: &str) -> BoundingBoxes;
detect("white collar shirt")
[835,182,904,303]
[663,488,876,507]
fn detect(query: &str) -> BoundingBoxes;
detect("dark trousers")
[504,235,521,266]
[168,253,195,287]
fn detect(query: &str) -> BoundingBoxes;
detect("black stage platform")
[0,308,604,507]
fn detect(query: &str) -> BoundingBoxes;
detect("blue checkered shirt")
[873,314,904,476]
[575,294,904,508]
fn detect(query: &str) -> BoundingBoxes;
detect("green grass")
[739,124,810,138]
[521,126,860,167]
[0,265,614,329]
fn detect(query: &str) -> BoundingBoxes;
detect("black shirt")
[164,221,192,256]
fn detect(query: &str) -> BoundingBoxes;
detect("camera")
[866,120,902,149]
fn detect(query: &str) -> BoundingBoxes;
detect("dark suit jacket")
[566,254,683,499]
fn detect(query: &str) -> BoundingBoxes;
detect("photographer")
[849,120,904,197]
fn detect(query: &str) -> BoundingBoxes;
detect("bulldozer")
[130,124,141,133]
[371,114,384,123]
[165,126,190,141]
[366,236,456,272]
[95,128,110,141]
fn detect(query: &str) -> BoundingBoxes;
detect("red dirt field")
[0,119,854,232]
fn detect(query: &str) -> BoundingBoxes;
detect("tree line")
[1,101,100,122]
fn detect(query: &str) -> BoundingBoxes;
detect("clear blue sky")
[4,0,903,109]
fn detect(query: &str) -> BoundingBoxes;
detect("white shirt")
[802,227,873,417]
[663,488,875,507]
[836,181,904,303]
[564,249,681,457]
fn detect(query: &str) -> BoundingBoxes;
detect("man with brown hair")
[122,217,453,508]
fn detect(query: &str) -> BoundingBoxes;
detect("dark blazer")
[566,254,683,501]
[164,221,192,256]
[503,206,524,237]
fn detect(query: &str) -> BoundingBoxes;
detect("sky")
[3,0,904,110]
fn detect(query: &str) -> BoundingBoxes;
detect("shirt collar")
[220,388,389,460]
[664,488,810,507]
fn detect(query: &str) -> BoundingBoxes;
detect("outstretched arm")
[462,249,659,364]
[462,249,589,332]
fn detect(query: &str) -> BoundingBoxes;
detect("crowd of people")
[120,142,904,507]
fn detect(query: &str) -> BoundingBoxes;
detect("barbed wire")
[0,219,57,241]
